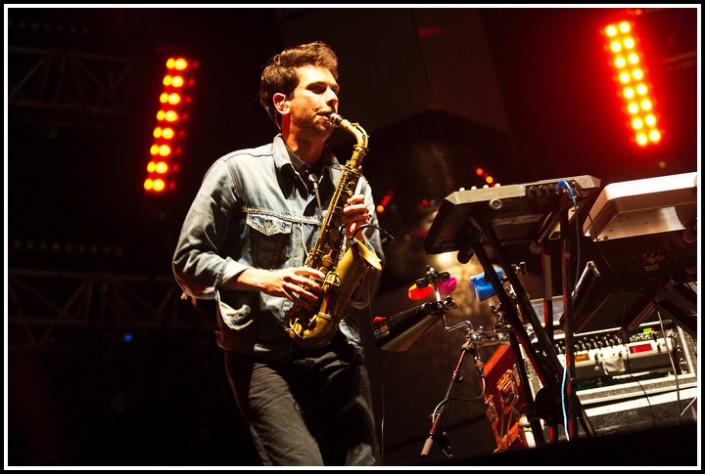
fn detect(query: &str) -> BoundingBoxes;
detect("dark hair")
[259,41,339,126]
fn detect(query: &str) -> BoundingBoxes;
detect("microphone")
[299,166,319,188]
[372,296,457,351]
[305,170,323,218]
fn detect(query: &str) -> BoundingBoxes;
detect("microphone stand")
[417,266,484,462]
[419,332,482,461]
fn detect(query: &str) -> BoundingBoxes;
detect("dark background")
[6,6,699,467]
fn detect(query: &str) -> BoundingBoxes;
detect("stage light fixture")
[144,55,197,194]
[376,189,394,214]
[474,166,497,187]
[602,17,663,148]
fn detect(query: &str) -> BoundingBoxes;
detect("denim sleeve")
[172,159,250,299]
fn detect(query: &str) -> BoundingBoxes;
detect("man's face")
[288,65,340,139]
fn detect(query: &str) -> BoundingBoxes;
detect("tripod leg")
[419,346,471,460]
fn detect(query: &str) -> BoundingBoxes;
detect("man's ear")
[273,93,289,115]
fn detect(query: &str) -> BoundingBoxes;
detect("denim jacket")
[172,135,384,362]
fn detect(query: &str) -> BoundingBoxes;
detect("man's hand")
[231,267,324,308]
[343,194,371,240]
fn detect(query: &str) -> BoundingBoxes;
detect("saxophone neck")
[330,113,369,162]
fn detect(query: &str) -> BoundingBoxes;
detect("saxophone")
[284,113,382,349]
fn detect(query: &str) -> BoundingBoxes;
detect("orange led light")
[603,18,662,149]
[152,179,166,191]
[146,54,196,194]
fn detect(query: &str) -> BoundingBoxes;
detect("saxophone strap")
[308,172,324,220]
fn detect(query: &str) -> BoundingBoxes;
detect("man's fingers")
[283,268,324,300]
[287,281,320,308]
[346,194,365,205]
[295,267,325,281]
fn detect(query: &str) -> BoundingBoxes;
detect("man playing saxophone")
[172,41,385,466]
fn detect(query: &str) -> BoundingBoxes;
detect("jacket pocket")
[246,213,292,269]
[216,290,253,331]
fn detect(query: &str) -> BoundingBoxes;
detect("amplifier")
[525,319,696,399]
[480,318,697,447]
[522,319,697,437]
[547,320,696,394]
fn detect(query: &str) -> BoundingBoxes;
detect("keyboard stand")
[460,216,596,441]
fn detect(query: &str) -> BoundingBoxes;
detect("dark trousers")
[224,341,380,466]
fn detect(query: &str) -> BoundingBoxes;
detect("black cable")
[354,223,395,244]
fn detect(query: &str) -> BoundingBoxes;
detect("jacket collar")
[272,134,339,177]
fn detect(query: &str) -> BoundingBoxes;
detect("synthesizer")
[424,175,601,258]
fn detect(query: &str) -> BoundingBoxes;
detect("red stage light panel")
[603,19,663,148]
[144,55,196,194]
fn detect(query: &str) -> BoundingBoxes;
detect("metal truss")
[7,268,211,351]
[8,46,142,129]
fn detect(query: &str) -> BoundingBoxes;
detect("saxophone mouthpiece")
[329,113,344,126]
